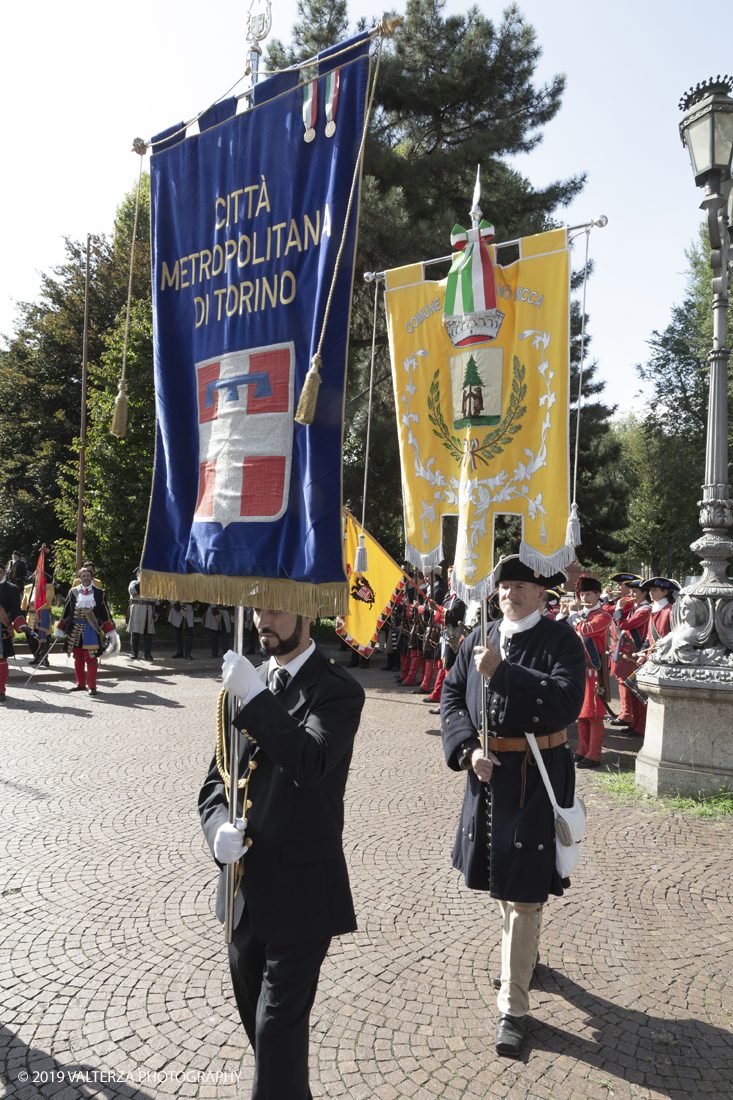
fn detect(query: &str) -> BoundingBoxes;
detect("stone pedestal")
[635,672,733,796]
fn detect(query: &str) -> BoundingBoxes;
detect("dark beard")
[259,616,303,658]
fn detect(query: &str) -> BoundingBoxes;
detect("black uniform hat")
[625,578,646,592]
[608,572,643,585]
[491,554,568,588]
[641,577,681,594]
[545,586,567,602]
[575,573,602,594]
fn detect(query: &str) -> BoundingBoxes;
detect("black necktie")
[270,667,289,698]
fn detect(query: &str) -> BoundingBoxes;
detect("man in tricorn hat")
[557,575,613,768]
[603,573,642,729]
[441,555,585,1057]
[630,577,680,737]
[613,578,651,737]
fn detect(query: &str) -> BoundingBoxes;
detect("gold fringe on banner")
[139,570,348,617]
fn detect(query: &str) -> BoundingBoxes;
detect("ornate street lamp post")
[636,77,733,796]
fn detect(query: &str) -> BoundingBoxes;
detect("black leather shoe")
[495,1013,526,1057]
[493,954,539,991]
[573,753,585,763]
[185,655,194,661]
[68,684,86,692]
[576,757,600,769]
[428,707,441,715]
[171,653,184,659]
[410,687,429,695]
[608,717,631,727]
[88,688,97,696]
[0,694,6,702]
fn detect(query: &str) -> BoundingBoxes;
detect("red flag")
[34,547,46,610]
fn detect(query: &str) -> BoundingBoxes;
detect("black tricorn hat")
[608,572,643,584]
[625,578,646,591]
[575,573,602,594]
[641,577,681,593]
[492,554,568,588]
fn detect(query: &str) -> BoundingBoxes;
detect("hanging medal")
[302,79,317,143]
[324,68,340,138]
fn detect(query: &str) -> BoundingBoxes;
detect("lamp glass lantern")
[679,79,733,185]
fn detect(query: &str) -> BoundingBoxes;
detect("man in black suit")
[199,608,365,1100]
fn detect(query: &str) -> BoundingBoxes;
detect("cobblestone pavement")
[0,655,731,1100]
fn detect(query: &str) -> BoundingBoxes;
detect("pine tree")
[461,355,482,391]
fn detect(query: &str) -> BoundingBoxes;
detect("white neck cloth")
[499,609,542,636]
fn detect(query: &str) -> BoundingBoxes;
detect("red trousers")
[577,718,604,762]
[73,649,98,689]
[0,659,8,694]
[617,681,635,723]
[630,694,647,736]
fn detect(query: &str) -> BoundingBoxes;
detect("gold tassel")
[110,378,128,438]
[294,354,322,426]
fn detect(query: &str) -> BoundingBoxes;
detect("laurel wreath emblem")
[426,356,527,466]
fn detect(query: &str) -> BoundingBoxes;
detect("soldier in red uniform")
[630,577,681,738]
[613,579,651,737]
[558,575,613,768]
[603,573,642,729]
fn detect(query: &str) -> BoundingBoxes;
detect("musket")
[24,635,60,685]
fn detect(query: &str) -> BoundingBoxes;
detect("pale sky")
[2,1,727,413]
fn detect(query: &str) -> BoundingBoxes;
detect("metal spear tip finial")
[469,164,482,229]
[364,271,376,283]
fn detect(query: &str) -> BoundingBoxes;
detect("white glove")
[214,818,248,863]
[221,650,264,702]
[55,628,66,639]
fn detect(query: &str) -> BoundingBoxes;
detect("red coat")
[572,606,613,720]
[636,602,673,669]
[614,601,651,680]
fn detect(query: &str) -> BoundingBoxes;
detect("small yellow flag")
[336,510,407,657]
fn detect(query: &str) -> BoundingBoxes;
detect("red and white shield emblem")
[193,342,295,527]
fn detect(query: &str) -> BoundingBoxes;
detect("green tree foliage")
[52,176,154,609]
[272,0,587,558]
[0,185,149,561]
[602,223,732,581]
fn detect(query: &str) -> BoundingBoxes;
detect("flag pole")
[76,234,91,576]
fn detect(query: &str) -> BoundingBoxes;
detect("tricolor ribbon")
[444,219,498,318]
[325,68,340,125]
[462,437,479,470]
[302,80,317,132]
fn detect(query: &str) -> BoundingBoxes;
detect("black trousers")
[228,909,330,1100]
[173,624,193,657]
[130,630,152,659]
[209,627,230,657]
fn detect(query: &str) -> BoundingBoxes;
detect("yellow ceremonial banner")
[336,510,407,657]
[385,228,573,601]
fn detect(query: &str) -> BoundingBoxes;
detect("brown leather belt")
[485,729,567,752]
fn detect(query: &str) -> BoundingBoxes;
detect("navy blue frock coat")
[441,616,586,903]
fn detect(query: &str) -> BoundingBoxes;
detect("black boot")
[348,650,359,668]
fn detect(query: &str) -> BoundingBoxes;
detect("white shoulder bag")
[525,733,587,878]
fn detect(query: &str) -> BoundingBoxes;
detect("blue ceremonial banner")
[140,53,370,615]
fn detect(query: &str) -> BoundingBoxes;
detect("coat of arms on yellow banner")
[385,228,575,601]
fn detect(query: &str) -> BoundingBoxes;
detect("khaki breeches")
[497,900,543,1017]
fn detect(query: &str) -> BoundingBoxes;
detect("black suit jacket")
[199,647,365,945]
